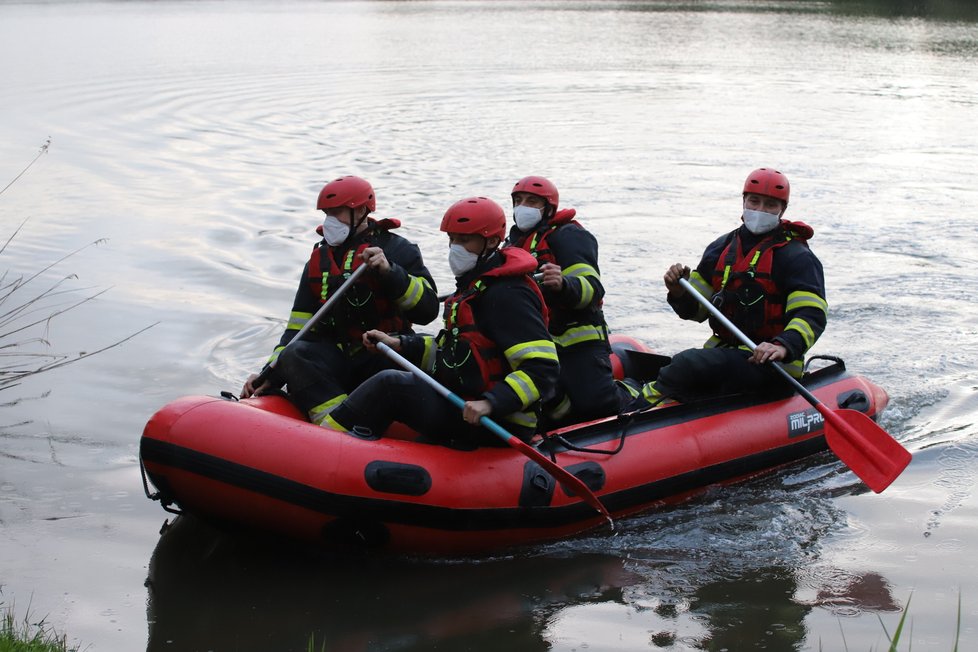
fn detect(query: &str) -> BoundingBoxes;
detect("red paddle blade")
[820,407,912,493]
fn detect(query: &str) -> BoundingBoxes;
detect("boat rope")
[542,413,636,459]
[540,390,682,460]
[139,454,159,501]
[803,354,845,372]
[140,452,183,515]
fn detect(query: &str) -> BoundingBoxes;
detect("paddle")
[678,277,911,493]
[375,341,614,527]
[252,264,369,389]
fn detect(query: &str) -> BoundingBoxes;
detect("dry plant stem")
[0,233,155,392]
[0,137,50,197]
[2,151,156,392]
[0,322,157,392]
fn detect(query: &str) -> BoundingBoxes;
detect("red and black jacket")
[670,221,827,363]
[506,208,608,344]
[273,218,439,356]
[400,247,559,427]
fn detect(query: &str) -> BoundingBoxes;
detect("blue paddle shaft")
[375,340,613,523]
[376,342,513,442]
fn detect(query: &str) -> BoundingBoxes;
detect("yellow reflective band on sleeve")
[420,335,437,373]
[503,339,559,368]
[704,334,723,349]
[563,263,598,280]
[308,393,349,426]
[689,271,713,297]
[562,263,599,309]
[504,369,541,408]
[784,317,817,351]
[546,394,572,420]
[267,345,286,365]
[576,278,596,309]
[502,409,537,430]
[777,358,804,378]
[785,290,828,315]
[396,275,430,311]
[553,323,606,347]
[689,271,713,320]
[287,311,313,331]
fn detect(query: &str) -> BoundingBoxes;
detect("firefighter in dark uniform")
[325,196,559,446]
[635,167,828,406]
[240,175,439,425]
[506,175,630,425]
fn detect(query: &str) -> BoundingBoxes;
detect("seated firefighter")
[240,175,439,424]
[506,175,633,425]
[324,196,560,447]
[634,167,827,407]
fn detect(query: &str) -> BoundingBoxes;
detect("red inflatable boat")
[139,340,890,554]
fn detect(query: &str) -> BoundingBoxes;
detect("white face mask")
[322,214,351,246]
[448,243,480,277]
[742,208,781,235]
[513,205,543,231]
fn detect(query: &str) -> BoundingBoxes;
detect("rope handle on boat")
[139,453,183,515]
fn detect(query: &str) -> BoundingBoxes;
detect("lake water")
[2,1,977,650]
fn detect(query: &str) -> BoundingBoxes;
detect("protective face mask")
[448,244,480,277]
[514,205,543,231]
[742,209,781,235]
[322,214,351,246]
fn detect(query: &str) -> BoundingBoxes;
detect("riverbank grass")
[0,602,78,652]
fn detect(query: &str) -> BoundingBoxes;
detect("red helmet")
[440,197,507,240]
[317,175,376,212]
[742,168,790,205]
[512,175,559,209]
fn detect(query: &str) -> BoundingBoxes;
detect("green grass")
[824,592,962,652]
[877,592,962,652]
[0,602,79,652]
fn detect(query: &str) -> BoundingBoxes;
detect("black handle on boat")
[252,264,370,388]
[677,277,911,493]
[375,341,614,528]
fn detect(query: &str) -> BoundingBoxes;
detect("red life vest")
[435,248,547,399]
[710,221,814,345]
[512,208,605,338]
[307,218,406,345]
[514,208,579,267]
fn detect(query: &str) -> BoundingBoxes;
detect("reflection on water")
[147,512,903,652]
[146,515,639,652]
[826,0,978,20]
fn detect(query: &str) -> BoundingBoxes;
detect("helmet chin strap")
[345,207,369,244]
[475,236,497,268]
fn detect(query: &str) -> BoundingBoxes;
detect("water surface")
[1,1,977,650]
